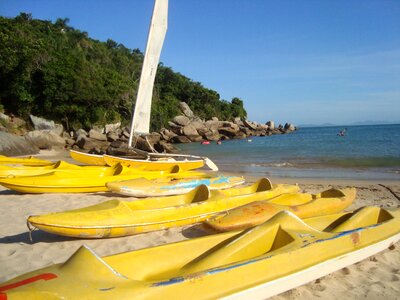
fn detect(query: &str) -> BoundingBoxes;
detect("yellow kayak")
[70,150,207,171]
[103,154,205,172]
[106,175,246,197]
[69,150,106,166]
[0,164,207,193]
[205,188,356,231]
[4,206,400,299]
[0,161,111,178]
[26,179,303,238]
[0,155,53,166]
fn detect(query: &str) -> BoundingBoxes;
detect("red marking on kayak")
[0,273,57,298]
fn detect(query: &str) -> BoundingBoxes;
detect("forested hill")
[0,13,247,131]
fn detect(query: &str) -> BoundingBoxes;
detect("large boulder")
[24,130,65,150]
[29,115,55,130]
[189,120,206,131]
[218,127,239,138]
[173,115,190,126]
[159,128,177,141]
[233,117,243,126]
[154,141,180,153]
[105,122,121,134]
[76,136,108,151]
[266,121,275,130]
[243,119,258,130]
[88,129,107,141]
[203,130,220,141]
[172,135,191,143]
[182,124,199,137]
[204,120,219,131]
[179,102,194,118]
[284,123,296,131]
[0,132,39,156]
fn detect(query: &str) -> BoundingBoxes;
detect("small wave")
[249,162,294,168]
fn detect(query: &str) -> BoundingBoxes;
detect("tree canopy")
[0,14,247,130]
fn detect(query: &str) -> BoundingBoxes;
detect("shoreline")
[1,149,399,298]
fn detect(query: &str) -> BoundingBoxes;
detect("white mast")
[128,0,168,147]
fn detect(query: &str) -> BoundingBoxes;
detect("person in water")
[337,128,347,136]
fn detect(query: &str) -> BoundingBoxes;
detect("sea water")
[177,124,400,180]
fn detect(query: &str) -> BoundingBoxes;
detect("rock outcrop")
[0,106,297,157]
[0,132,39,156]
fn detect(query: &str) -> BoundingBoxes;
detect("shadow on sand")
[0,189,22,196]
[0,230,76,245]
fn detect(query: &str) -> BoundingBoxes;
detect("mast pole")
[128,0,168,148]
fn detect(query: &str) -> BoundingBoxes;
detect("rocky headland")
[0,102,297,156]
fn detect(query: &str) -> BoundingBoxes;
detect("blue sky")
[1,0,400,125]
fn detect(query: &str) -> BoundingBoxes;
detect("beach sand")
[0,150,399,299]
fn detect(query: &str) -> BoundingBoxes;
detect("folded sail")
[129,0,168,145]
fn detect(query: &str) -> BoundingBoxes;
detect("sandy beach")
[0,150,399,299]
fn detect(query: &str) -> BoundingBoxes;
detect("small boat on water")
[27,178,299,238]
[4,206,400,299]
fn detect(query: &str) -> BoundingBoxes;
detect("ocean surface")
[177,124,400,180]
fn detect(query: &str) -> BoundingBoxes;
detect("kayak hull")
[206,188,356,231]
[0,165,207,193]
[26,184,354,239]
[106,175,246,197]
[0,155,52,166]
[103,154,205,171]
[4,207,400,299]
[69,150,106,166]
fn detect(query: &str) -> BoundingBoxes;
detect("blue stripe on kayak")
[159,176,233,190]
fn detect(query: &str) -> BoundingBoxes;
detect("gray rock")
[0,132,39,156]
[204,130,220,141]
[52,124,64,136]
[168,121,182,129]
[91,125,104,134]
[284,123,296,131]
[76,136,108,151]
[204,120,219,131]
[188,135,203,142]
[0,113,10,122]
[182,124,199,137]
[234,131,247,139]
[189,120,206,131]
[159,128,177,141]
[29,115,55,130]
[75,129,88,137]
[233,117,243,126]
[172,135,192,143]
[218,127,239,138]
[173,115,190,126]
[105,122,121,134]
[243,119,258,130]
[24,130,65,150]
[179,102,194,118]
[146,133,162,145]
[89,129,107,141]
[154,141,180,153]
[106,132,119,142]
[266,121,275,130]
[211,117,219,121]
